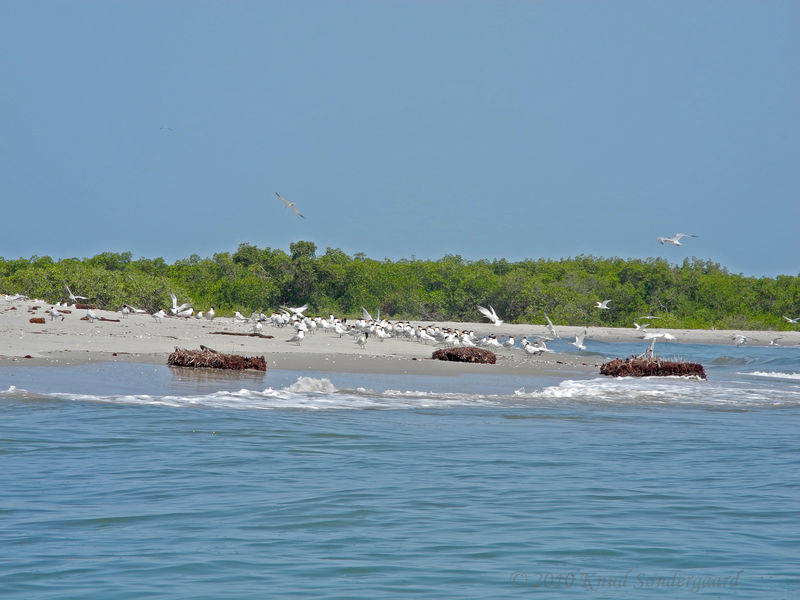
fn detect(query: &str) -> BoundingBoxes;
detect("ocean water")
[1,342,798,599]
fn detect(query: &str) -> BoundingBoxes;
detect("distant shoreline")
[1,299,797,375]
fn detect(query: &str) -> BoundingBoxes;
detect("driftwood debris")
[80,316,120,322]
[29,317,45,324]
[210,331,274,339]
[600,357,706,379]
[74,303,97,310]
[432,347,497,364]
[167,347,267,371]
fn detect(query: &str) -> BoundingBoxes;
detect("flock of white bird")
[2,226,797,357]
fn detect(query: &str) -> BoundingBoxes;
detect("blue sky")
[1,1,797,277]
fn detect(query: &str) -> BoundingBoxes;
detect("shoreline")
[1,298,797,376]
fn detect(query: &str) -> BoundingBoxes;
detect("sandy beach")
[2,297,797,374]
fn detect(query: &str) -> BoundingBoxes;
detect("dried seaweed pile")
[167,347,267,371]
[432,347,497,364]
[600,357,706,379]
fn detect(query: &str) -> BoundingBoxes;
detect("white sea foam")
[738,371,800,381]
[285,376,338,393]
[3,375,799,411]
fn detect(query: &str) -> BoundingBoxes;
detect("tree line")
[1,241,798,330]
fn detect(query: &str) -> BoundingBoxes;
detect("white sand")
[1,298,797,374]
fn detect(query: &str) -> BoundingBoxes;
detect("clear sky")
[1,1,797,277]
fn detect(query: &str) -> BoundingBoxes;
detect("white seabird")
[276,192,305,218]
[657,233,697,246]
[477,305,503,326]
[356,331,369,349]
[169,292,192,316]
[287,329,305,345]
[731,334,748,347]
[594,300,611,309]
[281,304,308,317]
[570,330,587,351]
[64,284,88,302]
[544,313,559,338]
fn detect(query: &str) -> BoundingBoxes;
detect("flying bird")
[544,313,559,338]
[276,192,304,218]
[657,233,697,246]
[64,284,88,302]
[595,300,611,309]
[281,303,308,317]
[477,305,503,326]
[782,315,799,324]
[570,330,587,351]
[169,292,192,315]
[731,334,748,347]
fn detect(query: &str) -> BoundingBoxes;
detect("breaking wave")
[4,374,799,411]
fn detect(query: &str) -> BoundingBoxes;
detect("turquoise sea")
[1,340,798,599]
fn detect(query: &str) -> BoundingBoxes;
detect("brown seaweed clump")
[167,347,267,371]
[600,357,706,379]
[432,347,497,364]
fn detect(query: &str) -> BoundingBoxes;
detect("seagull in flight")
[731,334,748,347]
[570,330,587,351]
[642,331,677,341]
[169,292,192,315]
[477,305,503,326]
[281,304,308,317]
[276,192,304,218]
[544,313,559,338]
[782,315,799,324]
[594,300,611,309]
[657,233,697,246]
[64,284,88,302]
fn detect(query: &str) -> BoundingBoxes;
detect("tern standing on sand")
[276,193,304,218]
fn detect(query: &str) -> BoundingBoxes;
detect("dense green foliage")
[1,242,798,330]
